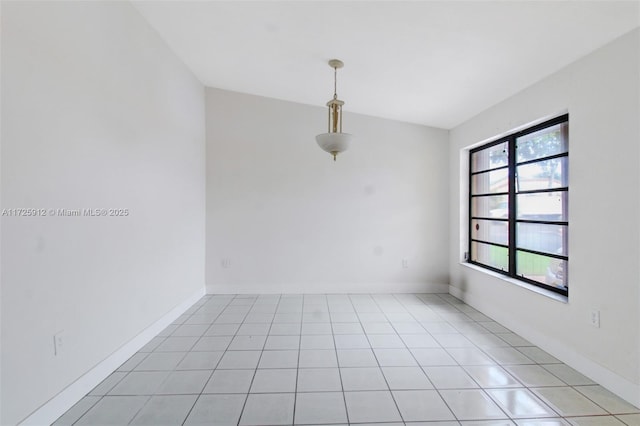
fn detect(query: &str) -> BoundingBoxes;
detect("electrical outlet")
[221,258,231,269]
[53,331,64,356]
[401,259,409,269]
[590,309,600,328]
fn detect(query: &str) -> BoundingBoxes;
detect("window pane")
[516,250,567,291]
[516,191,567,222]
[471,241,508,271]
[517,223,568,256]
[516,122,568,163]
[471,195,508,219]
[471,142,508,172]
[517,156,568,191]
[468,115,569,296]
[472,168,508,195]
[472,219,508,245]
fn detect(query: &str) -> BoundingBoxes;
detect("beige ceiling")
[132,1,639,129]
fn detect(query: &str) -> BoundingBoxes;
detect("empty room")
[1,1,639,425]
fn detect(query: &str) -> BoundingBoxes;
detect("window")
[469,114,569,296]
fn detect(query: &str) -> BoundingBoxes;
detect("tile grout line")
[123,295,223,425]
[179,294,233,426]
[396,293,462,424]
[433,293,518,423]
[334,294,355,425]
[236,294,281,426]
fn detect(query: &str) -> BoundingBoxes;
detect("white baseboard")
[19,288,205,426]
[207,282,450,294]
[449,285,640,409]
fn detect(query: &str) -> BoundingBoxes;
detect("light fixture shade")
[315,132,353,158]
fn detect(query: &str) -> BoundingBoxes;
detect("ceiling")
[132,1,639,129]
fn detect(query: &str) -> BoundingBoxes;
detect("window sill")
[460,262,568,304]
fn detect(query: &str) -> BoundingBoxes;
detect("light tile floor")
[54,294,640,425]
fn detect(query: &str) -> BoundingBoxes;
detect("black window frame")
[468,114,569,296]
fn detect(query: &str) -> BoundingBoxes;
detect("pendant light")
[315,59,354,161]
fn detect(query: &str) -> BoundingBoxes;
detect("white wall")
[449,29,640,405]
[206,88,449,294]
[1,2,205,424]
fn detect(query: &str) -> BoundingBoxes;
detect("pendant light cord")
[333,66,338,100]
